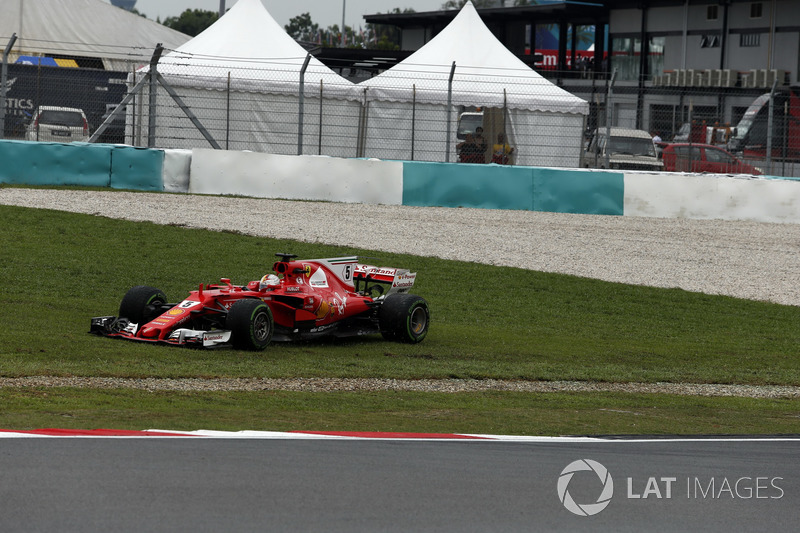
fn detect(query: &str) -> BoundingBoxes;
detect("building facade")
[364,1,800,141]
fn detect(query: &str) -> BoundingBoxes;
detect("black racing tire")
[379,293,430,343]
[226,299,274,351]
[118,286,167,325]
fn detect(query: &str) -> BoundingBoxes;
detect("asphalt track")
[0,434,797,532]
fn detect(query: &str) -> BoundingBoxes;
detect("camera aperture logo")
[557,459,614,516]
[557,459,785,517]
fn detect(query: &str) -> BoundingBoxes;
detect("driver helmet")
[259,274,281,290]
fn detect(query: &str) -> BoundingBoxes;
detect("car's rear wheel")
[379,293,430,343]
[227,299,273,350]
[119,286,167,325]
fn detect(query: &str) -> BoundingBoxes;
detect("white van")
[25,106,90,143]
[581,128,662,171]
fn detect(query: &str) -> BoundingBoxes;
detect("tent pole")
[411,84,416,161]
[445,61,456,163]
[503,88,507,139]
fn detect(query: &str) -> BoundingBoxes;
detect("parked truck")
[728,87,800,160]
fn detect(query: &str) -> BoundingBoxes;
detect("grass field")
[1,201,799,435]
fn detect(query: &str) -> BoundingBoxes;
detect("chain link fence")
[2,38,799,177]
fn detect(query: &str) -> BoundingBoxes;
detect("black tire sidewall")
[379,293,430,343]
[119,285,167,325]
[227,299,273,350]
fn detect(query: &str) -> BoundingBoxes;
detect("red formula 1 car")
[90,254,430,350]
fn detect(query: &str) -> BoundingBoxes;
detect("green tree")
[441,0,497,8]
[285,12,320,42]
[162,9,219,37]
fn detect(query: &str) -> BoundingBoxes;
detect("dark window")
[740,33,761,47]
[707,5,719,21]
[750,3,763,19]
[38,111,84,127]
[705,147,733,164]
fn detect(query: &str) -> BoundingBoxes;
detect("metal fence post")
[0,33,18,140]
[148,44,164,148]
[318,80,323,155]
[297,54,311,156]
[605,69,616,168]
[766,77,778,170]
[445,61,456,163]
[226,72,231,150]
[357,88,368,158]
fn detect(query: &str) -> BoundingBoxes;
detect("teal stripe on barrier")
[402,161,534,210]
[533,168,624,215]
[402,160,624,215]
[0,140,112,187]
[109,145,164,191]
[0,140,166,191]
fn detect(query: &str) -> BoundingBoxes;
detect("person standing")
[457,133,481,163]
[491,132,514,164]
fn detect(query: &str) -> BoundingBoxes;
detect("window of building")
[750,3,763,19]
[611,36,665,81]
[648,36,665,78]
[740,33,761,47]
[610,37,641,81]
[707,5,719,21]
[700,35,720,48]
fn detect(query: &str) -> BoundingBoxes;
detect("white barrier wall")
[163,149,192,193]
[624,173,800,224]
[187,149,404,205]
[159,145,800,224]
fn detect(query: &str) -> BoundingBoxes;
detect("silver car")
[25,106,90,143]
[582,127,663,171]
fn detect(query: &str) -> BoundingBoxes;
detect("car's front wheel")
[118,286,167,325]
[227,299,274,350]
[379,293,430,343]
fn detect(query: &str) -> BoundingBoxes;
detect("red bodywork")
[91,256,419,347]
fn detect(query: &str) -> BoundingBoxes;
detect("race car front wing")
[90,316,233,348]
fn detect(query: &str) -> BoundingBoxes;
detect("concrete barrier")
[0,140,112,187]
[623,172,800,223]
[402,162,623,215]
[187,149,403,205]
[0,140,162,190]
[109,145,163,191]
[3,139,800,224]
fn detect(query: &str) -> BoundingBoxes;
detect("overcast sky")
[121,0,445,30]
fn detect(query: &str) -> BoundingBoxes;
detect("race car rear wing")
[354,264,417,297]
[298,256,417,297]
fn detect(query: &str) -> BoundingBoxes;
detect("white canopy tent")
[133,0,359,155]
[1,0,190,71]
[357,1,589,166]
